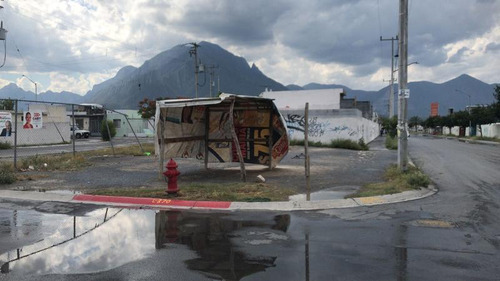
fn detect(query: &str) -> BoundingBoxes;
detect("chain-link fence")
[0,98,153,169]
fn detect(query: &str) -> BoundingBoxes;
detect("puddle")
[289,187,355,201]
[0,209,290,280]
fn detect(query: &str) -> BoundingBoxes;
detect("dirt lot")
[4,137,395,196]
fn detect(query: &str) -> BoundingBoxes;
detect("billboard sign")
[23,110,43,129]
[0,111,12,137]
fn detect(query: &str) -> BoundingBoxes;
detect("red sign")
[430,102,439,117]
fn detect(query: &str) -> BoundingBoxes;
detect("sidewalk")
[0,186,437,211]
[0,137,437,211]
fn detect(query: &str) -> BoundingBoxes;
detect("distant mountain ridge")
[0,41,497,117]
[295,74,497,117]
[83,41,287,108]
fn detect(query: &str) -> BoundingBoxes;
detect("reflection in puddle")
[1,208,154,275]
[1,209,290,280]
[155,211,290,280]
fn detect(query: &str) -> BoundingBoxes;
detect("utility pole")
[380,36,398,117]
[398,0,409,171]
[188,43,200,98]
[206,65,218,97]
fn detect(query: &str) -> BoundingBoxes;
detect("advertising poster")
[0,111,12,137]
[23,110,43,129]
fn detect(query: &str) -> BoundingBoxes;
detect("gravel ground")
[3,137,395,195]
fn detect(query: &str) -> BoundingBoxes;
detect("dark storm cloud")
[170,0,290,46]
[252,0,498,74]
[274,1,384,66]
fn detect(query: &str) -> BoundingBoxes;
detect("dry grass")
[346,164,430,198]
[87,182,296,202]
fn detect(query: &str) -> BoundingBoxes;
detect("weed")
[385,135,398,150]
[87,182,296,202]
[0,142,11,150]
[290,138,369,151]
[346,164,431,198]
[0,163,16,184]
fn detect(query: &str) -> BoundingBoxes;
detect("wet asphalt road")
[0,135,499,280]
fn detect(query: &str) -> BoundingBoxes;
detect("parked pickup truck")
[70,125,90,139]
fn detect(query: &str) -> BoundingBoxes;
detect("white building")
[260,89,380,143]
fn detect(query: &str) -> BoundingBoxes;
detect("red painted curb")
[72,194,231,209]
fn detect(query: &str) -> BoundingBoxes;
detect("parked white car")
[70,125,90,139]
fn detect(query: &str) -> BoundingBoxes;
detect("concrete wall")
[1,105,71,146]
[107,110,154,137]
[480,123,500,138]
[282,109,380,143]
[260,89,343,110]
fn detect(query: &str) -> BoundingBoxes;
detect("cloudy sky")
[0,0,499,95]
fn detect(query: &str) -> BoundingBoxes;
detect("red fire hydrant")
[163,158,180,194]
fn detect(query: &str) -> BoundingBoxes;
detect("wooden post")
[204,106,210,169]
[229,99,246,182]
[304,103,311,201]
[158,111,166,180]
[268,108,273,170]
[104,111,116,156]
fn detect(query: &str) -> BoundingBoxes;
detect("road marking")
[357,197,386,205]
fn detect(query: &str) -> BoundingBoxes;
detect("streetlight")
[393,61,418,73]
[455,89,472,136]
[21,75,37,101]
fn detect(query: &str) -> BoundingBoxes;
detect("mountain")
[0,83,84,105]
[84,41,288,109]
[304,74,497,117]
[0,83,36,100]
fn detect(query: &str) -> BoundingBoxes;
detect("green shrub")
[0,163,16,184]
[100,120,117,141]
[290,138,368,150]
[385,135,398,150]
[0,141,11,150]
[406,171,431,188]
[329,139,368,150]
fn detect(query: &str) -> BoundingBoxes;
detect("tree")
[0,99,14,110]
[408,116,423,129]
[100,120,117,141]
[470,106,495,137]
[380,116,397,137]
[493,85,500,121]
[442,115,455,134]
[138,97,170,119]
[453,110,470,129]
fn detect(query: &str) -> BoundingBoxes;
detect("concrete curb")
[0,186,438,212]
[457,138,500,146]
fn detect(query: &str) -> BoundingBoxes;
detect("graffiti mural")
[282,111,380,144]
[284,114,329,137]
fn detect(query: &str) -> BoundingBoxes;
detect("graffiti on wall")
[284,114,330,137]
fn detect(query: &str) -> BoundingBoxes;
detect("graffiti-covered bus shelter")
[154,94,289,181]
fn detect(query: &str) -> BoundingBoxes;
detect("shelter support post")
[268,109,273,170]
[305,103,311,201]
[229,99,246,182]
[158,113,166,180]
[204,107,209,169]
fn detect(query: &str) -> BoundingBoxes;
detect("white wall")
[260,89,343,110]
[2,105,71,146]
[282,109,380,143]
[480,123,500,138]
